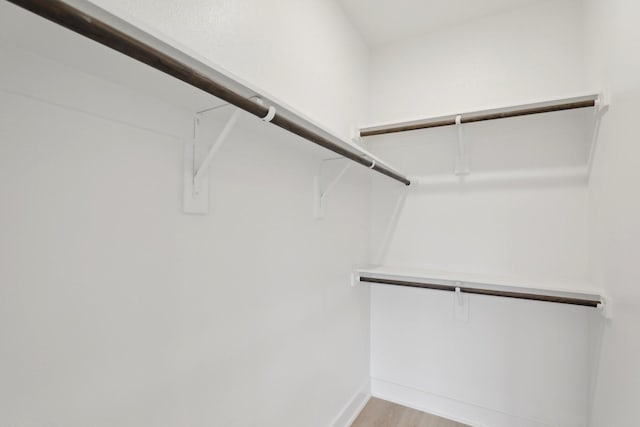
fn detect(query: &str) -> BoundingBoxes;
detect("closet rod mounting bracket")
[184,108,241,214]
[587,90,612,177]
[314,157,352,219]
[454,115,470,176]
[598,295,613,320]
[350,272,360,287]
[453,282,470,321]
[594,90,611,114]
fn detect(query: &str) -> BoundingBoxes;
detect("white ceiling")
[337,0,548,47]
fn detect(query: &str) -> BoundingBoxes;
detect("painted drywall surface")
[0,38,371,427]
[337,0,548,47]
[585,1,640,425]
[365,1,597,423]
[86,0,369,141]
[370,109,593,287]
[366,0,589,125]
[370,284,592,427]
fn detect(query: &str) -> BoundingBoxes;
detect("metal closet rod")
[7,0,411,186]
[359,276,602,308]
[360,96,598,137]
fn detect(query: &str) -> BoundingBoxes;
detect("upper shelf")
[360,94,601,137]
[356,265,605,309]
[2,0,410,185]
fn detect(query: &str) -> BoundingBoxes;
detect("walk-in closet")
[1,1,638,426]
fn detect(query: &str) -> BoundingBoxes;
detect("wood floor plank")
[351,398,469,427]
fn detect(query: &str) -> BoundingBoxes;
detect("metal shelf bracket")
[454,283,470,321]
[587,90,611,177]
[184,108,241,214]
[454,114,470,176]
[350,272,360,287]
[314,157,352,219]
[597,295,614,319]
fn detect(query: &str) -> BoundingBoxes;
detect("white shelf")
[0,0,404,179]
[356,265,603,305]
[360,93,601,136]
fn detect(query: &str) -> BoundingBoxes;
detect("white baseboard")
[330,381,371,427]
[371,378,551,427]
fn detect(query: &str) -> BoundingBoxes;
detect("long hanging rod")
[359,276,602,307]
[6,0,411,186]
[360,95,599,137]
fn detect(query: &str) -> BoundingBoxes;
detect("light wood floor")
[351,398,469,427]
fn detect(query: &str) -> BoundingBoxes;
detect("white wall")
[584,1,640,426]
[366,0,589,125]
[365,2,599,426]
[86,0,370,140]
[370,284,595,427]
[370,110,592,284]
[0,3,372,426]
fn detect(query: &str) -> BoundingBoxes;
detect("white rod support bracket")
[261,105,276,122]
[587,90,612,178]
[453,282,469,322]
[184,108,241,214]
[597,295,614,320]
[594,89,611,114]
[351,125,362,146]
[454,115,470,176]
[350,272,360,287]
[314,158,351,220]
